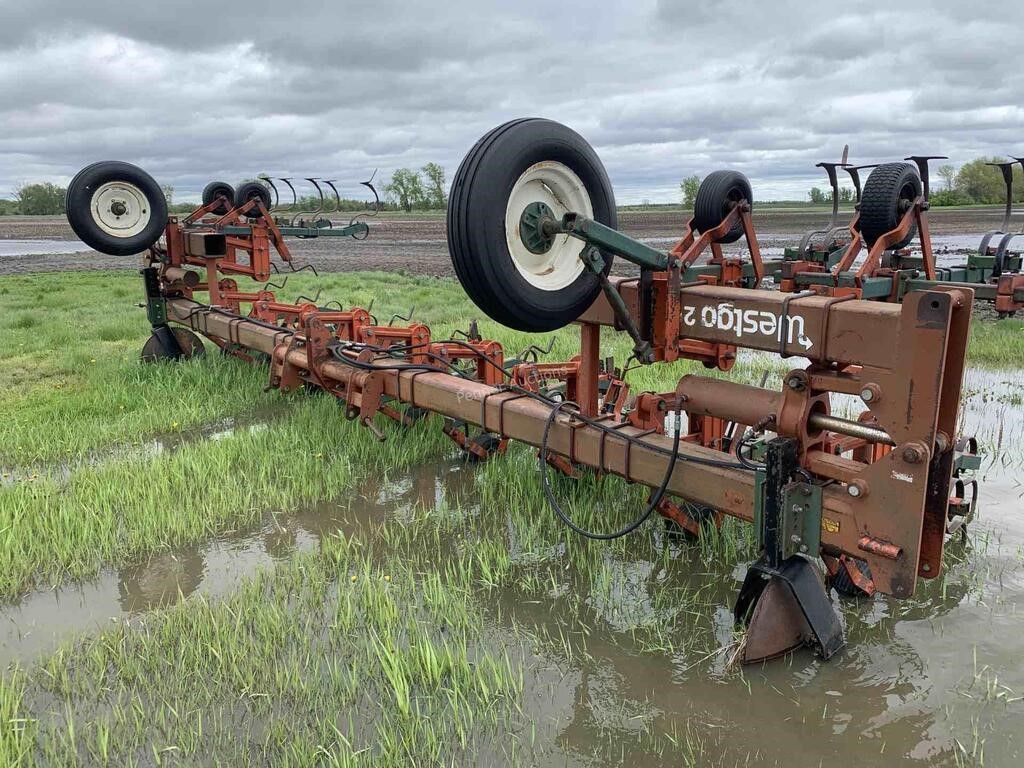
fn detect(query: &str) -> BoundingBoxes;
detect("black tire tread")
[202,181,235,215]
[858,162,921,249]
[693,170,753,244]
[447,118,616,332]
[832,557,872,598]
[234,181,272,216]
[65,161,168,256]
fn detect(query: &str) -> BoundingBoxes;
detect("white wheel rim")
[505,161,594,291]
[90,181,152,239]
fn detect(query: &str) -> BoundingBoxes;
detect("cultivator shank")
[67,120,981,665]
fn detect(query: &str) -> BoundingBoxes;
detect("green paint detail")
[146,296,167,326]
[955,452,982,472]
[754,477,823,559]
[518,201,557,254]
[221,222,370,238]
[562,215,670,271]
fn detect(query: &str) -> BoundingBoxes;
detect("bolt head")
[860,388,874,402]
[902,445,923,464]
[921,562,931,573]
[848,484,861,498]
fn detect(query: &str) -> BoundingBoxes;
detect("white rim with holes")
[504,161,593,291]
[90,181,152,238]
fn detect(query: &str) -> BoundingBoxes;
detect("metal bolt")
[922,562,931,573]
[790,534,802,543]
[799,544,808,553]
[848,484,861,498]
[902,445,923,464]
[860,388,874,402]
[801,486,812,497]
[787,375,803,391]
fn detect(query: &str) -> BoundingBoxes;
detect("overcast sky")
[0,0,1020,204]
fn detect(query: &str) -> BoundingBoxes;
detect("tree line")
[1,163,450,216]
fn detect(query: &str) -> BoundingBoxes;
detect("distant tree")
[808,187,827,204]
[641,198,652,208]
[837,187,853,203]
[937,164,956,191]
[161,184,175,205]
[384,168,426,213]
[421,163,447,209]
[680,175,701,207]
[955,158,1014,204]
[15,182,66,215]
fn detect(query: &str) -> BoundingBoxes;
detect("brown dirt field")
[0,207,1012,277]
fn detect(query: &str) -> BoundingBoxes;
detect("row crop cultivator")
[778,149,1024,316]
[65,119,982,664]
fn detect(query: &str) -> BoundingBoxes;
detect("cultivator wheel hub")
[91,181,151,237]
[65,116,986,666]
[505,161,592,290]
[518,201,557,254]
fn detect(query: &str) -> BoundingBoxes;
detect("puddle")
[1,364,1021,765]
[0,460,478,667]
[0,239,88,256]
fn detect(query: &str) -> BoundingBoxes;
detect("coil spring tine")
[286,262,319,277]
[388,306,415,326]
[518,336,556,363]
[262,276,288,292]
[295,290,322,305]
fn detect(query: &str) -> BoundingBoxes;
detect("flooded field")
[0,269,1021,765]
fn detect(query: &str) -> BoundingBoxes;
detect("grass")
[0,269,1022,765]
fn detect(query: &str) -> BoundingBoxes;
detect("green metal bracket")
[954,451,981,473]
[754,475,823,560]
[140,267,167,328]
[561,214,670,271]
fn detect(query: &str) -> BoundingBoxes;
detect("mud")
[1,367,1020,765]
[0,207,1014,277]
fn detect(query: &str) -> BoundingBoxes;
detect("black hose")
[539,399,684,540]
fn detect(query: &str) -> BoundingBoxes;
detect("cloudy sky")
[0,0,1020,204]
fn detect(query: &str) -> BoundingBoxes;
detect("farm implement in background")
[778,152,1024,316]
[65,118,981,664]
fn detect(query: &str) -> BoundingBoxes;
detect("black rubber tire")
[234,181,272,217]
[65,161,167,256]
[831,557,873,598]
[693,170,753,244]
[202,181,235,215]
[447,118,616,332]
[858,163,921,249]
[141,327,206,363]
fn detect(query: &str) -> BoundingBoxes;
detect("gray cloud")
[0,0,1021,203]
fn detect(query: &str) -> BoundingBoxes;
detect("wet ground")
[1,209,1021,763]
[1,364,1020,766]
[0,207,1017,277]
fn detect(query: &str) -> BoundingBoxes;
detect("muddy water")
[1,370,1021,765]
[0,239,88,256]
[0,461,479,667]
